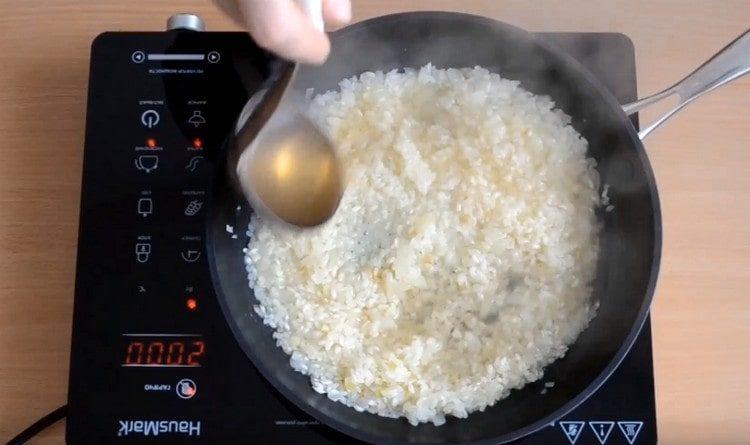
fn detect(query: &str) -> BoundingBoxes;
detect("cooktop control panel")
[68,20,656,445]
[67,28,329,443]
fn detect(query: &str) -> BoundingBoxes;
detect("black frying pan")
[208,12,748,445]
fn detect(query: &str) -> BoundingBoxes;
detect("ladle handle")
[622,28,750,140]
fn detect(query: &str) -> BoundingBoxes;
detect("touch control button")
[137,197,153,217]
[180,235,202,263]
[185,156,204,172]
[135,155,159,173]
[176,379,197,399]
[135,235,152,263]
[141,109,160,128]
[182,190,206,217]
[137,190,153,217]
[181,250,201,263]
[187,110,206,127]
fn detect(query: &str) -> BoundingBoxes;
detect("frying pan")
[208,12,750,445]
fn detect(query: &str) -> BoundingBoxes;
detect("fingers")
[323,0,352,28]
[239,0,331,65]
[212,0,244,26]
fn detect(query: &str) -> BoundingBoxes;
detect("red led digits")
[125,342,144,364]
[167,342,185,365]
[122,337,205,367]
[186,341,205,366]
[146,342,165,365]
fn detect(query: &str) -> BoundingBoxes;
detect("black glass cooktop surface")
[67,28,655,445]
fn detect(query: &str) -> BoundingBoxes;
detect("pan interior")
[209,11,659,445]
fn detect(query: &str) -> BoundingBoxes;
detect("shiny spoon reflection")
[234,64,343,227]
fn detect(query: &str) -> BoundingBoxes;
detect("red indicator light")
[192,138,203,149]
[186,297,198,311]
[146,138,157,149]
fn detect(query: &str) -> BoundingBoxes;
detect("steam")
[289,12,645,208]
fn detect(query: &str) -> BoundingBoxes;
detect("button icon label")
[131,51,145,63]
[181,250,201,263]
[184,200,203,216]
[187,110,206,127]
[559,421,585,444]
[135,155,159,173]
[207,51,220,63]
[141,109,160,128]
[135,243,151,263]
[185,156,204,172]
[589,421,614,444]
[137,198,153,217]
[144,383,171,392]
[176,379,197,399]
[617,421,643,444]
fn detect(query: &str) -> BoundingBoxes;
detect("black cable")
[6,405,67,445]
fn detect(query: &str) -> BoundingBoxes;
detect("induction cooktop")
[66,15,656,445]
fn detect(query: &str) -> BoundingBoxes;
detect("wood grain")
[0,1,748,444]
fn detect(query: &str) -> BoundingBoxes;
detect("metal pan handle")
[622,28,750,140]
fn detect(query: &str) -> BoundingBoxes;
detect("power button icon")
[141,109,160,128]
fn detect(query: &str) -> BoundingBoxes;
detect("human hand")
[215,0,352,64]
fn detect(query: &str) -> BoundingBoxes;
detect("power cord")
[6,405,67,445]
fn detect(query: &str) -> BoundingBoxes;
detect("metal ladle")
[232,0,343,227]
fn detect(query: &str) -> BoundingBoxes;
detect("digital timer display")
[121,334,205,367]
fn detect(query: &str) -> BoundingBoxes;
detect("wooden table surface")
[1,1,748,444]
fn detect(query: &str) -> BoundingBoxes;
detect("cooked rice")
[245,65,601,425]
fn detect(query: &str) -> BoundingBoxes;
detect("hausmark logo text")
[117,419,201,437]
